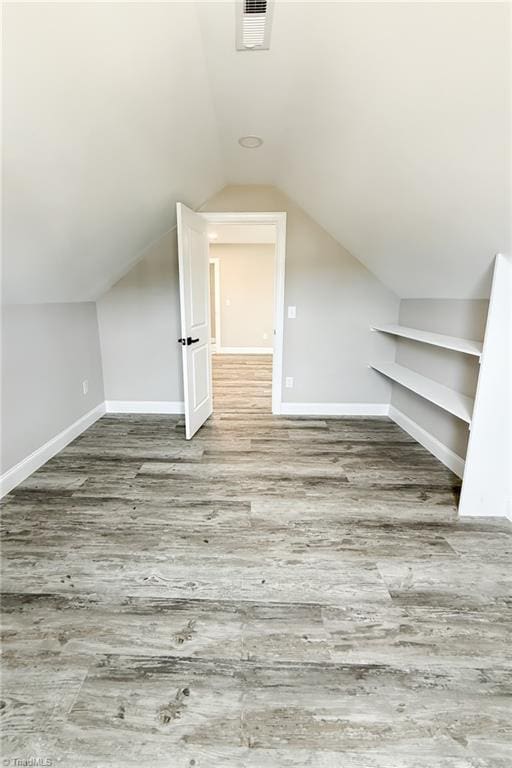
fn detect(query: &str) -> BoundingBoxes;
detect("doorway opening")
[203,212,286,418]
[176,204,286,438]
[207,222,276,415]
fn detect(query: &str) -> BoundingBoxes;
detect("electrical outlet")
[263,332,268,340]
[287,306,296,319]
[226,298,231,307]
[285,376,294,388]
[82,379,89,395]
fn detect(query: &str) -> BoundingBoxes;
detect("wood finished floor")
[1,354,511,767]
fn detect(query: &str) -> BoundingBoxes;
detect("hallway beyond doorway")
[212,353,272,415]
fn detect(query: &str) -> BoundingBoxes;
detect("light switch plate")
[285,376,294,388]
[287,306,296,319]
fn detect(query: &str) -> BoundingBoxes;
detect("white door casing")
[176,203,213,438]
[209,256,221,352]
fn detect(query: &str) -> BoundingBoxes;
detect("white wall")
[210,243,274,350]
[391,299,489,460]
[97,185,399,408]
[1,302,104,475]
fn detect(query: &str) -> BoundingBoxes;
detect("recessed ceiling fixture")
[236,0,273,51]
[238,135,264,149]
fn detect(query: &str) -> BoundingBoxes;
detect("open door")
[176,203,212,438]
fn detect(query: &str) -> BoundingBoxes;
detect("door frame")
[208,256,221,352]
[201,211,287,415]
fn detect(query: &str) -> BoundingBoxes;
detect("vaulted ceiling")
[2,2,224,303]
[3,1,510,303]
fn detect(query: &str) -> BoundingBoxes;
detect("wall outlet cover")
[82,380,89,395]
[285,376,294,388]
[287,306,296,319]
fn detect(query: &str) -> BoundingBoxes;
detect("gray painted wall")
[97,228,182,402]
[97,185,399,406]
[391,299,489,459]
[1,302,104,473]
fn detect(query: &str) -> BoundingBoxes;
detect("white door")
[176,203,212,439]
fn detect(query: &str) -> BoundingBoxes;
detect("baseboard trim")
[280,402,390,416]
[0,403,106,498]
[389,404,465,478]
[217,347,273,354]
[105,400,185,414]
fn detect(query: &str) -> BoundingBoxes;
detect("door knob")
[178,337,200,346]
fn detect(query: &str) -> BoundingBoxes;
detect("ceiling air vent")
[236,0,273,51]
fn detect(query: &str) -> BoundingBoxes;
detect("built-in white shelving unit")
[372,323,483,358]
[370,361,474,423]
[370,255,509,519]
[459,254,511,518]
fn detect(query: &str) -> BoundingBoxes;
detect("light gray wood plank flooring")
[1,354,510,766]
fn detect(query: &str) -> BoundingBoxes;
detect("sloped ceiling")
[2,2,225,303]
[197,1,510,299]
[3,1,510,303]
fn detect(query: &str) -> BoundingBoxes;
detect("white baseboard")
[105,400,185,414]
[0,403,106,498]
[389,405,465,478]
[217,347,273,354]
[280,402,390,416]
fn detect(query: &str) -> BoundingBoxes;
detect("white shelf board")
[372,323,483,358]
[371,362,474,423]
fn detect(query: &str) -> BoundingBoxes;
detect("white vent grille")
[236,0,273,51]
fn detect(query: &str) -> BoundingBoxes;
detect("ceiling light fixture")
[238,135,264,149]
